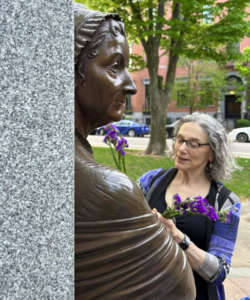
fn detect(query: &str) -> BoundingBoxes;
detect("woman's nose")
[179,141,188,151]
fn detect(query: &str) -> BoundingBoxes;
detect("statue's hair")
[75,19,126,85]
[169,112,241,182]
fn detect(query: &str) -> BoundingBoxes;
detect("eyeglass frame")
[173,136,210,150]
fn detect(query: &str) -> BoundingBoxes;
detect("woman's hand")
[152,208,184,244]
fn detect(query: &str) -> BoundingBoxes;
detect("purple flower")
[115,146,125,156]
[180,202,189,210]
[197,204,207,214]
[206,208,218,221]
[121,137,129,148]
[105,123,119,132]
[203,199,209,206]
[103,133,118,145]
[162,194,233,223]
[102,125,129,173]
[173,194,181,204]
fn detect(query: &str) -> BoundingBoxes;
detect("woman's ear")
[208,153,214,163]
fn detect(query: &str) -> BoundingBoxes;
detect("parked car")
[166,120,179,138]
[89,128,98,135]
[97,120,150,137]
[228,126,250,143]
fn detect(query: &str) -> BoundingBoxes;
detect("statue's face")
[75,24,137,128]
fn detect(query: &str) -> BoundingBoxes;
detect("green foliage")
[173,59,227,114]
[93,147,250,199]
[235,47,250,109]
[77,0,250,64]
[236,119,250,128]
[93,147,175,180]
[128,53,147,72]
[223,157,250,198]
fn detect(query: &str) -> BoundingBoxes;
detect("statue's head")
[74,3,137,129]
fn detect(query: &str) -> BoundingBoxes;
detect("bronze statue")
[74,3,196,299]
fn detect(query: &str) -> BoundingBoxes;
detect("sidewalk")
[224,275,250,300]
[223,201,250,300]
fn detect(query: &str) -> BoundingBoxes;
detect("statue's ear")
[75,70,85,88]
[75,67,86,88]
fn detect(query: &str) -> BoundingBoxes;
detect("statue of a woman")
[74,3,196,299]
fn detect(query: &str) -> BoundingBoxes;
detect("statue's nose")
[122,71,137,95]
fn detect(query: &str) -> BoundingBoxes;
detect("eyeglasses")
[173,137,210,150]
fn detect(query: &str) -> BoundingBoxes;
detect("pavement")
[220,201,250,300]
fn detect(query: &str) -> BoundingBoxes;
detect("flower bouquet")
[163,194,237,223]
[103,123,129,173]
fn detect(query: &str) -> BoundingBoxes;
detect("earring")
[209,163,212,169]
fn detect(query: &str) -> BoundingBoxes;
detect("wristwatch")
[178,234,191,251]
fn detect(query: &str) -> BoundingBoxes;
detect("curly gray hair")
[169,113,240,182]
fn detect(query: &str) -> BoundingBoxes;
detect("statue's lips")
[114,100,125,104]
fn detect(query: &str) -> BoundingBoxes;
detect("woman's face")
[75,23,137,128]
[174,122,213,174]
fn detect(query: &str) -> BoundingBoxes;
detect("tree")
[235,47,250,110]
[173,59,227,114]
[78,0,250,155]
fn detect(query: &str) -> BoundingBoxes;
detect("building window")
[227,75,242,86]
[145,84,150,110]
[126,95,132,110]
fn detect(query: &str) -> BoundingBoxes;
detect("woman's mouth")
[177,156,189,162]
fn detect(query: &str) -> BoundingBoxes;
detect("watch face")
[179,242,189,251]
[179,235,190,251]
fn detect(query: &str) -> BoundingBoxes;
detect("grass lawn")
[93,147,250,200]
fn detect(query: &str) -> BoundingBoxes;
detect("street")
[87,135,250,158]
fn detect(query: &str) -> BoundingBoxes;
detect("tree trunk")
[144,39,167,155]
[143,2,181,155]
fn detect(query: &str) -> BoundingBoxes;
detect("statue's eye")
[110,62,119,73]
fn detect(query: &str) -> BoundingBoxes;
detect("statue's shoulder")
[75,143,151,221]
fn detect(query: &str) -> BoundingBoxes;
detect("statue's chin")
[102,109,124,125]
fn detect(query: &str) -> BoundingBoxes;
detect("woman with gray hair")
[137,112,241,300]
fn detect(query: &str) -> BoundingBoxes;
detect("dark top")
[150,168,219,300]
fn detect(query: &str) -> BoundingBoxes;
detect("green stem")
[122,156,127,174]
[118,152,122,171]
[109,144,120,170]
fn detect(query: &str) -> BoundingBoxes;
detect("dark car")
[97,120,150,137]
[89,128,98,135]
[166,120,179,138]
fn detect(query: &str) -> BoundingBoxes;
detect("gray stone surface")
[0,1,74,299]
